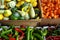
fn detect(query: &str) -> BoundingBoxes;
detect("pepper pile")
[41,0,60,19]
[0,25,48,40]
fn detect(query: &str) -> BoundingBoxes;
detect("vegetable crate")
[0,0,41,20]
[39,0,60,19]
[0,0,42,26]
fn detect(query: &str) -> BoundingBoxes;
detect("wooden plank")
[0,19,41,26]
[40,19,60,26]
[1,19,60,26]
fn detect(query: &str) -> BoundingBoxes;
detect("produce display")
[0,0,41,20]
[0,0,60,40]
[41,0,60,19]
[0,25,48,40]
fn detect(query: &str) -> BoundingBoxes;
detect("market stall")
[0,0,60,40]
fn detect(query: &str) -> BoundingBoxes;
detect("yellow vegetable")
[22,6,30,13]
[30,0,37,3]
[17,0,21,1]
[5,0,11,2]
[4,10,12,17]
[16,1,24,8]
[0,14,4,20]
[31,1,37,7]
[36,17,40,19]
[25,0,30,2]
[35,14,38,17]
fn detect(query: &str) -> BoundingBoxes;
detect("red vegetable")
[46,36,60,40]
[0,38,2,40]
[54,36,60,40]
[8,34,12,37]
[9,38,15,40]
[15,28,24,37]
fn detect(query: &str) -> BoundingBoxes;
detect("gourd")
[29,4,35,18]
[17,10,25,17]
[24,13,30,20]
[7,1,16,8]
[16,1,24,8]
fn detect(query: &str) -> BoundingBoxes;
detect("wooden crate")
[0,0,42,26]
[1,0,60,26]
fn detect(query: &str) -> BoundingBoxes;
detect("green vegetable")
[34,29,42,36]
[42,29,48,36]
[25,26,30,40]
[33,33,44,40]
[34,8,40,14]
[10,15,18,20]
[15,31,19,40]
[10,12,20,20]
[11,7,17,13]
[52,29,60,36]
[1,35,8,39]
[15,31,18,36]
[1,29,12,40]
[1,26,6,31]
[34,8,40,18]
[30,29,34,40]
[19,16,24,20]
[33,38,37,40]
[13,12,20,17]
[16,35,19,40]
[1,29,12,35]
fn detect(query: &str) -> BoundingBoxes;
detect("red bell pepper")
[9,38,15,40]
[15,28,24,37]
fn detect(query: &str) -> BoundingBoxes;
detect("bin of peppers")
[0,25,48,40]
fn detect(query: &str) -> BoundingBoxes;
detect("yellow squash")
[25,0,30,2]
[16,1,24,8]
[0,14,4,20]
[30,0,37,3]
[31,1,37,7]
[5,0,11,2]
[17,0,21,1]
[4,10,12,17]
